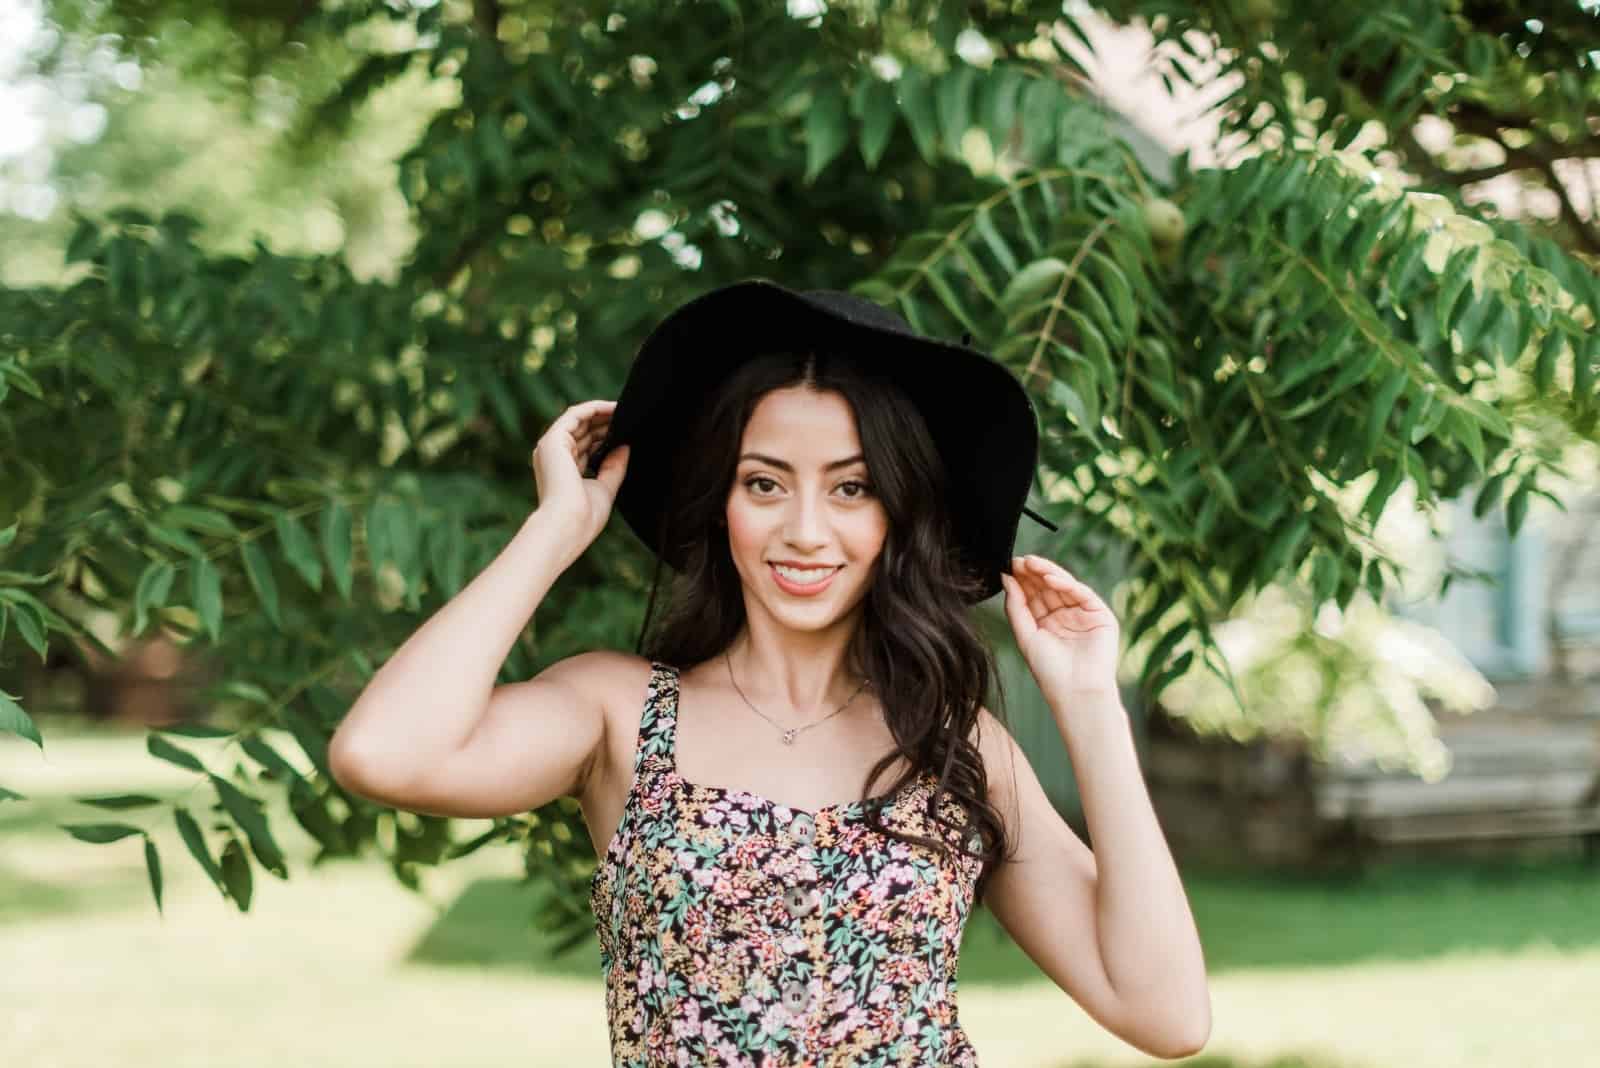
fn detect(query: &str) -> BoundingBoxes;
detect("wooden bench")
[1144,712,1600,867]
[1315,718,1600,858]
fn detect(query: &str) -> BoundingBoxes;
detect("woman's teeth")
[773,565,836,583]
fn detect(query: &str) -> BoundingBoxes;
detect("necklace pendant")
[781,728,797,745]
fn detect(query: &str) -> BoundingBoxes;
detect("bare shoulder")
[967,704,1026,824]
[545,648,654,712]
[554,649,654,793]
[968,705,1021,776]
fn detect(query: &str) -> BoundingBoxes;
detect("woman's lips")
[769,563,840,596]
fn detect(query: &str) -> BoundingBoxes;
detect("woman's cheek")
[724,503,763,562]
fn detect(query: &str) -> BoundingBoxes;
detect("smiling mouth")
[768,563,841,590]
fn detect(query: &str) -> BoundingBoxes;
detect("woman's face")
[725,385,888,633]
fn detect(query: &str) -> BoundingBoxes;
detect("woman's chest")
[594,778,984,963]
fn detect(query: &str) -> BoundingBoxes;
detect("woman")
[329,280,1210,1065]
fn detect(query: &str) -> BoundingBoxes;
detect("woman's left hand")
[999,554,1122,699]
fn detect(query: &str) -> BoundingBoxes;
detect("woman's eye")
[743,477,873,498]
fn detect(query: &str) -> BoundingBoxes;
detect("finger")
[1013,570,1050,619]
[571,416,610,444]
[562,401,614,431]
[999,574,1035,638]
[592,444,630,494]
[1025,555,1095,601]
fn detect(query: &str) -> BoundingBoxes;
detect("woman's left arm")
[978,554,1211,1059]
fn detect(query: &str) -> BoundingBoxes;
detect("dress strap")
[634,660,682,776]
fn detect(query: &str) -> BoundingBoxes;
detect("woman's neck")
[722,630,870,716]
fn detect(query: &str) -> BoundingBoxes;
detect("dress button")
[783,886,816,917]
[790,813,816,844]
[781,980,810,1014]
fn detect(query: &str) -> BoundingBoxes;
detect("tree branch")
[1528,153,1600,256]
[473,0,503,40]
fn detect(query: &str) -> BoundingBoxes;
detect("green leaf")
[11,601,46,660]
[174,806,226,893]
[1062,308,1114,381]
[241,734,305,784]
[76,793,165,810]
[65,215,101,264]
[1452,289,1496,354]
[1271,320,1358,397]
[1018,77,1058,161]
[320,500,354,601]
[858,79,898,170]
[1300,339,1383,413]
[1578,332,1598,399]
[1436,247,1479,343]
[803,82,848,184]
[142,518,205,557]
[1507,477,1532,536]
[157,721,234,738]
[239,540,282,630]
[896,68,940,163]
[1258,512,1312,585]
[190,553,222,641]
[163,505,240,538]
[0,521,17,550]
[1361,459,1406,524]
[923,267,981,338]
[1448,404,1486,473]
[978,66,1024,147]
[935,64,975,148]
[274,512,323,592]
[210,773,288,878]
[144,836,164,915]
[426,518,467,595]
[1384,232,1430,298]
[1533,328,1565,395]
[1146,620,1193,679]
[1363,368,1409,462]
[220,836,254,912]
[0,785,26,803]
[281,700,331,777]
[1,688,42,749]
[147,732,206,773]
[1000,258,1068,314]
[1473,470,1509,518]
[60,822,144,844]
[1084,249,1138,343]
[132,560,175,637]
[975,207,1018,275]
[1457,396,1512,441]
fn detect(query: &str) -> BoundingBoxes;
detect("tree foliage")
[1,1,1596,936]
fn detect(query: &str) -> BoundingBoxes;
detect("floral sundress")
[589,660,985,1067]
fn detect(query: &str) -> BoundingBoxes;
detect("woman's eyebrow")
[738,452,866,472]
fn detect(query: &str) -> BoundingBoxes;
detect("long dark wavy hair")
[634,348,1017,906]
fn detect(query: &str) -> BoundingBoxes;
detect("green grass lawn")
[4,730,1599,1066]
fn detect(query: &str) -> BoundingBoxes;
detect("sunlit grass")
[4,731,1599,1066]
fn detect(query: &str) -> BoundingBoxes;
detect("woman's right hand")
[530,399,630,549]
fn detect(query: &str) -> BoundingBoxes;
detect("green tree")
[1,1,1595,941]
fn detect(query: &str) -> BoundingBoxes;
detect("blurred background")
[2,1,1599,1065]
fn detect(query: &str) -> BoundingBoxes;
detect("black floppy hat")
[586,277,1057,604]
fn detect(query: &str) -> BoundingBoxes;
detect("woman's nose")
[782,494,830,545]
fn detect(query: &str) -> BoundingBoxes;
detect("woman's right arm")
[327,399,631,819]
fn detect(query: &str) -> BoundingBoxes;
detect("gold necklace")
[724,651,870,745]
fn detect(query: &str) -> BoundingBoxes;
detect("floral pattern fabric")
[590,660,985,1067]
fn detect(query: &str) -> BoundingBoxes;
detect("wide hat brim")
[589,278,1043,603]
